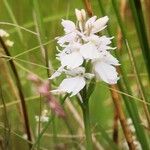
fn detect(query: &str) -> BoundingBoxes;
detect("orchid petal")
[49,66,64,79]
[58,77,86,96]
[92,16,109,33]
[59,51,83,69]
[80,42,99,59]
[85,16,97,29]
[61,20,76,33]
[57,32,77,45]
[103,52,120,65]
[93,61,119,84]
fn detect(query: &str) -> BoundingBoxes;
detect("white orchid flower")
[92,50,119,84]
[85,16,109,34]
[61,20,76,34]
[75,9,86,22]
[93,60,119,84]
[49,66,64,79]
[57,42,99,69]
[57,32,77,46]
[51,76,86,97]
[50,9,120,97]
[57,46,84,69]
[57,19,78,46]
[99,51,120,66]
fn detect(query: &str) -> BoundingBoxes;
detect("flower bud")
[75,9,86,22]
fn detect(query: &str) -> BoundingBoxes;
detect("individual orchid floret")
[75,9,86,22]
[93,61,119,84]
[85,16,109,34]
[50,9,120,97]
[57,42,100,69]
[51,76,86,97]
[61,19,76,34]
[51,67,94,97]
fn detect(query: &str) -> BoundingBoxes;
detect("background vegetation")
[0,0,150,149]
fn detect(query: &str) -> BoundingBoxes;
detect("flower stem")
[81,99,93,150]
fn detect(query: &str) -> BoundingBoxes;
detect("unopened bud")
[75,9,86,22]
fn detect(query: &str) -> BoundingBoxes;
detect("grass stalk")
[110,85,135,149]
[32,0,50,77]
[37,95,42,150]
[112,108,119,144]
[84,0,135,148]
[3,0,24,44]
[82,0,93,16]
[31,94,68,149]
[98,0,150,149]
[110,0,150,149]
[0,50,26,132]
[128,0,150,78]
[0,83,11,149]
[32,1,57,147]
[144,0,150,44]
[0,37,32,148]
[125,40,150,126]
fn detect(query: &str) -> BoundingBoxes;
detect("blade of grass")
[97,124,119,150]
[84,0,135,148]
[98,0,150,149]
[0,124,47,150]
[128,0,150,78]
[32,0,50,77]
[32,2,57,148]
[37,95,42,150]
[8,39,54,60]
[8,12,74,34]
[0,37,32,148]
[108,1,150,149]
[0,22,38,35]
[144,0,150,44]
[0,83,11,150]
[3,0,24,43]
[0,51,27,134]
[31,94,68,149]
[125,39,150,126]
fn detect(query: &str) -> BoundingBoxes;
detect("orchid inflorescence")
[50,9,120,97]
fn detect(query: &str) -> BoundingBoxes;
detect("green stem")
[81,100,92,150]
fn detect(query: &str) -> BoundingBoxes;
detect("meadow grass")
[0,0,150,150]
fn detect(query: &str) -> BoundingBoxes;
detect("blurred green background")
[0,0,149,149]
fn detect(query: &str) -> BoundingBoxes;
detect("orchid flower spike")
[50,9,120,97]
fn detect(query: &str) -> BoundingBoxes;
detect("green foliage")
[0,0,150,149]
